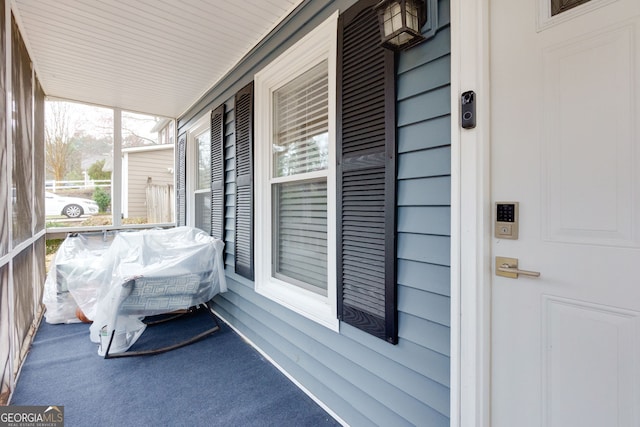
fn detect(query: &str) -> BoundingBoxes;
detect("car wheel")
[62,204,83,218]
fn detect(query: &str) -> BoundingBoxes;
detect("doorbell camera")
[461,90,476,129]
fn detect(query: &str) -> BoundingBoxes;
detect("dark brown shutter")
[234,82,254,280]
[176,132,187,226]
[337,0,397,344]
[210,104,225,241]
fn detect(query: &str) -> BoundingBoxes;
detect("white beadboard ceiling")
[12,0,303,118]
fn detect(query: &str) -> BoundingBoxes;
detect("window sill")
[256,277,339,332]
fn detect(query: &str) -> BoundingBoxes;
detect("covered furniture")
[44,227,227,357]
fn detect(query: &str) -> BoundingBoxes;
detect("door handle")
[495,256,540,279]
[498,264,540,277]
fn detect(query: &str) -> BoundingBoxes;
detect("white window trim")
[254,11,339,331]
[122,152,129,218]
[186,114,211,228]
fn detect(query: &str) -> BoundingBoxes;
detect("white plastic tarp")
[43,227,227,355]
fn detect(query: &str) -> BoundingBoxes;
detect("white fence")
[45,179,111,192]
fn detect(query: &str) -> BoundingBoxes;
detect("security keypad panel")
[495,202,519,239]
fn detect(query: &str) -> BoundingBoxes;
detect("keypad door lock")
[495,202,518,239]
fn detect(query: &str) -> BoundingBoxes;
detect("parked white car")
[45,191,99,218]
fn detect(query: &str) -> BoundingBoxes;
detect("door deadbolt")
[495,202,519,239]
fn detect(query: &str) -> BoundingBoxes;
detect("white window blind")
[272,61,329,178]
[271,61,329,295]
[194,129,211,234]
[273,179,327,295]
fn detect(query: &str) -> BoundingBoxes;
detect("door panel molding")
[542,295,640,426]
[541,24,639,247]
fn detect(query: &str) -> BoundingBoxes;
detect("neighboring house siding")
[177,1,451,425]
[124,147,174,218]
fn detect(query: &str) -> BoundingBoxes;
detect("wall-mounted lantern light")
[374,0,426,51]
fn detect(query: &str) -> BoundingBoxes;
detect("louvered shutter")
[176,132,187,226]
[337,0,398,344]
[234,82,254,280]
[210,105,225,241]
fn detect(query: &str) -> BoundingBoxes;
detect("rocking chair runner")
[98,272,222,358]
[103,302,220,359]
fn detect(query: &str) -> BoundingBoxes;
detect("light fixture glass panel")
[407,2,419,31]
[383,2,403,36]
[391,3,403,33]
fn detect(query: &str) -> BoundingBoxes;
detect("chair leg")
[104,303,221,359]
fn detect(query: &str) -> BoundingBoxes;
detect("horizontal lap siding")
[182,0,451,425]
[395,0,452,376]
[215,278,450,426]
[126,149,174,218]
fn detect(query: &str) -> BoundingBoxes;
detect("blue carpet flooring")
[10,311,340,426]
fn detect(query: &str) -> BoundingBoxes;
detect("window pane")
[194,128,210,233]
[194,191,211,235]
[122,112,174,224]
[196,131,210,190]
[272,178,327,295]
[273,61,329,177]
[45,101,112,227]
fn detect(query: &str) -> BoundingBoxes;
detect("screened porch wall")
[178,0,452,425]
[0,0,47,404]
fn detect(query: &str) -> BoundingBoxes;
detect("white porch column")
[112,108,122,226]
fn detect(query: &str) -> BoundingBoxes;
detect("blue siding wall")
[178,1,451,425]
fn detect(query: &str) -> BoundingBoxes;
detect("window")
[44,101,114,227]
[121,111,175,224]
[272,61,329,296]
[186,115,211,234]
[254,12,338,330]
[551,0,591,16]
[44,100,175,229]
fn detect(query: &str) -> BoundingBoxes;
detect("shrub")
[87,159,111,180]
[93,187,111,212]
[46,239,64,255]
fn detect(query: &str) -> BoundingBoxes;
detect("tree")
[87,159,111,180]
[122,113,159,147]
[45,102,76,181]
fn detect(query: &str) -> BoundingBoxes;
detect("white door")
[490,0,640,426]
